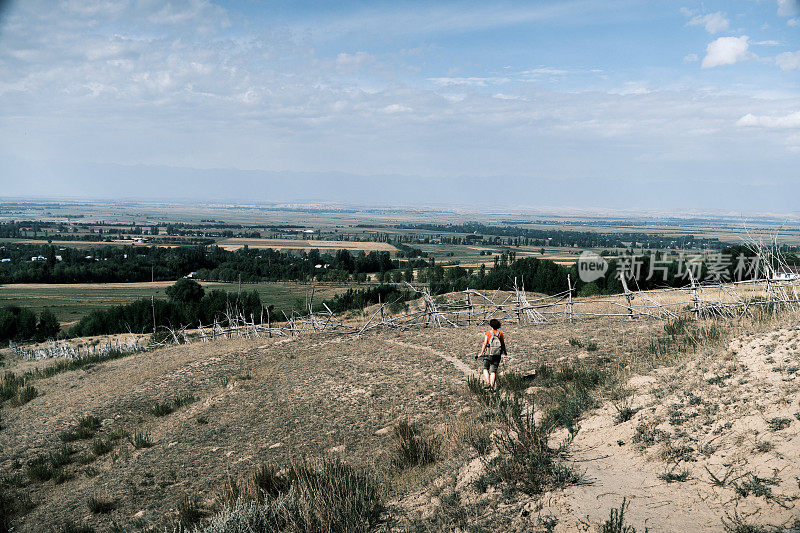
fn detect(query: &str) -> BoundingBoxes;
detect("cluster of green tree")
[0,306,60,345]
[0,244,409,284]
[424,246,795,298]
[392,222,733,250]
[392,242,428,258]
[324,285,415,314]
[68,279,265,337]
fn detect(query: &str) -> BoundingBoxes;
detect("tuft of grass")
[766,416,791,431]
[612,400,639,424]
[499,371,529,393]
[27,445,74,482]
[149,401,173,417]
[568,337,583,348]
[733,473,780,500]
[586,341,599,352]
[129,430,153,449]
[754,440,774,453]
[177,494,203,528]
[91,436,114,456]
[599,498,640,533]
[12,385,38,406]
[209,458,382,533]
[87,493,115,514]
[172,394,196,409]
[60,415,101,442]
[658,468,691,483]
[149,394,196,418]
[196,416,208,425]
[392,419,439,469]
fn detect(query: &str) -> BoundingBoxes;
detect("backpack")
[487,330,503,356]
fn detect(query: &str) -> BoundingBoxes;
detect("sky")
[0,0,799,210]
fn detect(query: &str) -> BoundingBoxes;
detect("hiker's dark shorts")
[483,355,501,374]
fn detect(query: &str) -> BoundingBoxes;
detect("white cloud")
[788,17,800,26]
[683,53,699,62]
[686,11,730,34]
[428,77,509,87]
[777,0,800,16]
[737,111,800,128]
[702,36,754,68]
[382,104,412,113]
[752,40,781,46]
[521,67,568,76]
[775,51,800,70]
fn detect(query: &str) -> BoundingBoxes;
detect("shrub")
[150,402,174,417]
[204,458,382,533]
[86,493,114,514]
[766,417,791,431]
[489,396,582,495]
[178,495,203,528]
[392,420,438,469]
[658,468,690,483]
[499,371,528,393]
[12,385,38,406]
[60,415,101,442]
[129,430,153,449]
[91,436,113,456]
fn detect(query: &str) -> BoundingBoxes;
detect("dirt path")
[385,339,475,377]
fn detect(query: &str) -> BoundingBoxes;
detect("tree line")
[0,243,407,284]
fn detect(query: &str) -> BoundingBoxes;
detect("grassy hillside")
[1,310,799,532]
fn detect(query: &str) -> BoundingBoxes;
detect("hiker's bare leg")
[489,372,496,389]
[482,369,490,386]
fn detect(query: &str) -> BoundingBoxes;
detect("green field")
[0,281,349,325]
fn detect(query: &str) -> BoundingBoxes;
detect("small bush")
[490,396,582,495]
[500,371,529,393]
[766,417,791,431]
[392,420,438,469]
[568,337,583,348]
[150,402,174,417]
[12,385,38,406]
[172,394,196,409]
[87,493,115,514]
[586,342,598,352]
[60,415,101,442]
[129,430,153,449]
[658,468,690,483]
[27,445,74,482]
[92,436,114,456]
[196,416,209,425]
[177,494,203,528]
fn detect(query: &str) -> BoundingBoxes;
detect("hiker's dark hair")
[489,319,501,329]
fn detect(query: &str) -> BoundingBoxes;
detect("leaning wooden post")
[567,274,574,323]
[688,270,699,319]
[620,273,635,320]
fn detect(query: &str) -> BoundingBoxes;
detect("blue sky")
[0,0,799,210]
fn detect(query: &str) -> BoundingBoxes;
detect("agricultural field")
[215,237,397,252]
[0,281,348,325]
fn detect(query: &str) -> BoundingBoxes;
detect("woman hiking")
[476,319,506,390]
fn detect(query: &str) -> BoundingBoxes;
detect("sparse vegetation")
[392,419,439,469]
[91,436,114,456]
[86,493,115,514]
[202,458,382,533]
